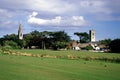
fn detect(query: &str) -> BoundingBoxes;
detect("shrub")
[4,40,20,49]
[85,45,93,50]
[52,41,68,50]
[109,39,120,53]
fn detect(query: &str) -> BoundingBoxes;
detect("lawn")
[13,49,120,61]
[0,50,120,80]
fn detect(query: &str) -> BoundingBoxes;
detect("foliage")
[52,41,68,50]
[99,39,111,46]
[30,30,40,37]
[3,34,18,42]
[23,30,71,49]
[50,31,71,42]
[74,32,89,43]
[109,39,120,53]
[0,38,4,46]
[85,45,93,50]
[4,40,19,49]
[1,30,120,52]
[18,40,26,48]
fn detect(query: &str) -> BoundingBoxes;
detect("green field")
[0,49,120,80]
[12,49,120,63]
[13,49,120,58]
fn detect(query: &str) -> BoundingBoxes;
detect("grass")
[13,49,120,58]
[12,49,120,63]
[0,54,120,80]
[0,49,120,80]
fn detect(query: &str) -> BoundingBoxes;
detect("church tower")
[89,30,95,42]
[18,23,23,40]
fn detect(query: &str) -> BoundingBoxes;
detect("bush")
[109,39,120,53]
[85,45,93,50]
[4,40,20,49]
[52,41,68,50]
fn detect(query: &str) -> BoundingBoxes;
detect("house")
[71,41,80,50]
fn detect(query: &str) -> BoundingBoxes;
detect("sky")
[0,0,120,41]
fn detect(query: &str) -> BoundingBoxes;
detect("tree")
[18,39,26,48]
[52,41,68,50]
[50,31,71,42]
[99,39,111,46]
[74,32,89,43]
[2,34,20,48]
[0,30,71,50]
[24,30,53,49]
[3,34,18,42]
[24,30,42,48]
[40,31,52,50]
[109,39,120,53]
[4,40,19,49]
[0,38,4,46]
[49,31,71,50]
[24,33,33,48]
[31,30,40,37]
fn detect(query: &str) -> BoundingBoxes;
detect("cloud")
[0,0,120,20]
[28,0,75,14]
[0,8,14,19]
[0,0,75,15]
[0,0,120,40]
[78,0,111,14]
[28,12,87,27]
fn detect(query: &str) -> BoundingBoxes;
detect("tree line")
[0,30,120,53]
[0,31,71,50]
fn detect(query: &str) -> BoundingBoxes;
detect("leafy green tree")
[18,39,26,48]
[2,34,20,48]
[99,39,111,46]
[3,34,18,41]
[74,32,89,43]
[24,34,33,47]
[0,30,71,50]
[0,38,4,46]
[49,31,71,50]
[50,31,71,42]
[40,31,52,50]
[52,41,68,50]
[4,40,19,49]
[109,39,120,53]
[31,30,40,37]
[24,30,53,49]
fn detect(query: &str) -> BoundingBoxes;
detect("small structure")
[18,23,23,40]
[71,41,80,50]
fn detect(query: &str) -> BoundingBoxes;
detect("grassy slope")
[0,54,120,80]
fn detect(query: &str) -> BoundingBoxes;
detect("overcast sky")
[0,0,120,40]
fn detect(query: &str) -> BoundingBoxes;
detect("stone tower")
[89,30,95,42]
[18,23,23,40]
